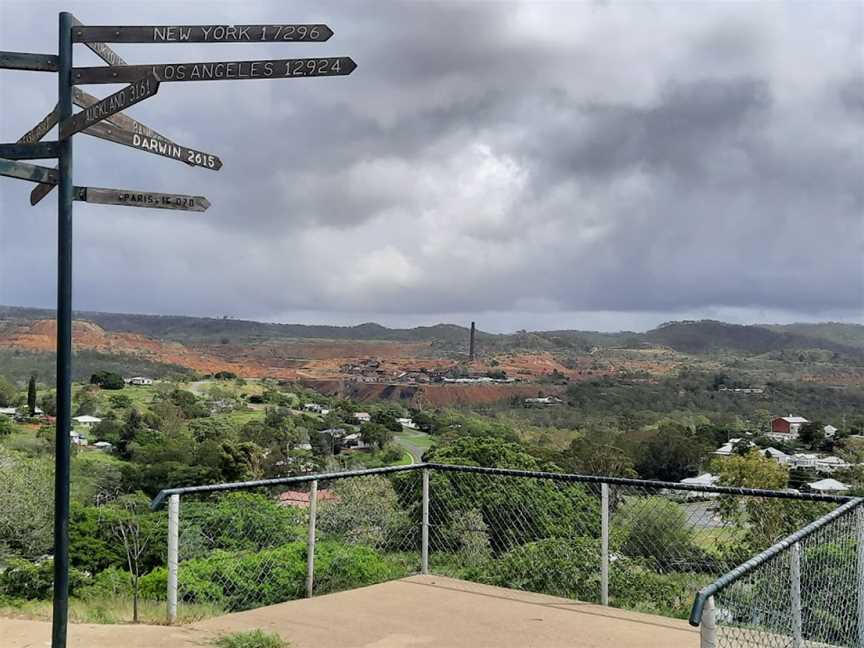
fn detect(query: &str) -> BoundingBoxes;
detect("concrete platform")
[1,576,699,648]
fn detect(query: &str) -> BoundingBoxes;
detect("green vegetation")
[212,630,291,648]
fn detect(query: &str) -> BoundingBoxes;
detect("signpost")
[0,13,354,648]
[73,56,356,84]
[73,24,334,43]
[59,73,159,138]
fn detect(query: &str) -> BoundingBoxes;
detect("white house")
[680,473,719,487]
[761,448,790,465]
[713,438,753,456]
[70,430,87,446]
[342,432,371,449]
[807,478,850,494]
[0,406,17,417]
[823,425,838,438]
[396,417,417,429]
[815,456,852,473]
[353,412,371,423]
[524,397,562,405]
[127,376,153,386]
[93,441,113,451]
[73,415,102,427]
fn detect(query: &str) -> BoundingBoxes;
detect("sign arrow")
[0,158,58,184]
[0,50,58,72]
[73,87,174,146]
[72,24,334,44]
[73,57,356,84]
[60,73,160,138]
[77,186,210,211]
[0,142,59,160]
[83,122,222,170]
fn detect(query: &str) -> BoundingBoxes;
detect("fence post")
[856,505,864,648]
[306,479,318,598]
[700,595,716,648]
[600,482,609,606]
[791,542,802,648]
[167,493,179,624]
[421,468,430,575]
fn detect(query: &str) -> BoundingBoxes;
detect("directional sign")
[70,16,129,65]
[0,50,58,72]
[0,142,58,160]
[18,104,61,144]
[77,186,210,211]
[73,57,356,84]
[30,176,57,206]
[83,122,222,170]
[60,74,160,138]
[0,158,58,184]
[72,24,333,43]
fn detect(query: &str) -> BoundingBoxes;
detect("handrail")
[425,463,853,503]
[149,463,426,510]
[151,460,852,509]
[688,496,864,626]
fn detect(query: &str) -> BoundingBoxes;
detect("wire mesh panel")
[424,468,838,620]
[154,464,852,625]
[711,503,862,648]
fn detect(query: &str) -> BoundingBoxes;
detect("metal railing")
[150,463,852,625]
[689,496,864,648]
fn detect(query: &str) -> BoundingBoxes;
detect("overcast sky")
[1,1,862,333]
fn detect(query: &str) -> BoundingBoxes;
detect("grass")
[211,629,291,648]
[398,431,434,449]
[0,596,222,625]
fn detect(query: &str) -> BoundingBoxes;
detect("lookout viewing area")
[6,462,861,648]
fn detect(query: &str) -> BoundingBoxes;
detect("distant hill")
[763,322,864,350]
[644,320,863,356]
[1,306,861,358]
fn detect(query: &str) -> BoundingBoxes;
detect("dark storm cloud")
[0,0,861,328]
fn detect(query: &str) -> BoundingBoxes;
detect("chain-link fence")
[690,497,864,648]
[150,463,853,627]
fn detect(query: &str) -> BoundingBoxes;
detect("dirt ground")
[1,576,699,648]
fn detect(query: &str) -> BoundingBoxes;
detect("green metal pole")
[51,11,73,648]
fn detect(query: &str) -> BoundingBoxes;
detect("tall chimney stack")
[469,321,476,361]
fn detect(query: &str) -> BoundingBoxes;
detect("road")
[395,433,426,464]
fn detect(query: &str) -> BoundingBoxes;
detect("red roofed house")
[770,415,809,439]
[278,489,338,508]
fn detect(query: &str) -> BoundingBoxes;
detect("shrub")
[212,630,289,648]
[0,558,90,599]
[140,540,406,611]
[613,496,705,570]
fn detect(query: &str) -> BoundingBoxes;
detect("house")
[73,415,102,428]
[770,415,809,438]
[342,432,371,449]
[353,412,371,423]
[396,417,417,429]
[807,478,850,494]
[761,447,790,465]
[713,438,753,456]
[278,489,338,508]
[303,403,331,416]
[680,473,719,487]
[92,441,113,451]
[823,425,838,438]
[814,456,851,473]
[319,428,348,438]
[524,397,561,406]
[0,406,17,417]
[127,376,153,386]
[70,430,87,446]
[789,453,818,470]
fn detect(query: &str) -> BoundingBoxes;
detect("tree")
[560,431,637,478]
[90,371,125,390]
[27,375,37,417]
[118,409,145,459]
[0,416,11,437]
[40,392,57,417]
[630,421,711,482]
[0,448,54,559]
[360,423,392,450]
[798,421,825,451]
[0,376,18,407]
[109,393,133,409]
[100,493,158,622]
